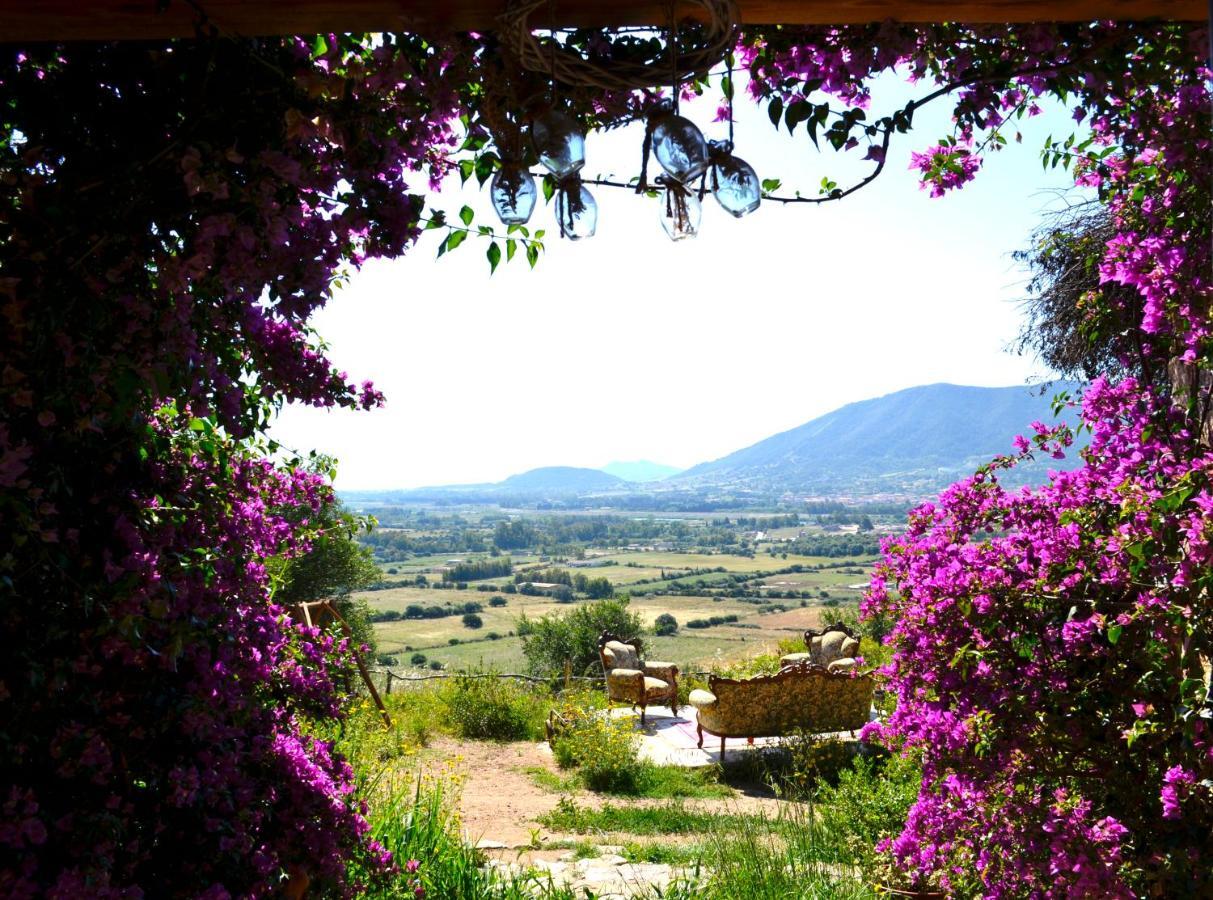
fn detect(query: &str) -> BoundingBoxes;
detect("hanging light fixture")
[555,175,597,240]
[657,175,701,241]
[649,100,709,183]
[491,162,538,226]
[708,139,761,217]
[530,109,586,178]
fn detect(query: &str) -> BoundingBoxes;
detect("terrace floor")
[539,705,867,768]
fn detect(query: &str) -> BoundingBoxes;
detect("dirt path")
[418,736,788,851]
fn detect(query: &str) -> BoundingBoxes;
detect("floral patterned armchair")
[597,632,678,724]
[780,623,861,673]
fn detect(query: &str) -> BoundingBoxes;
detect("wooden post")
[290,599,391,728]
[384,670,393,695]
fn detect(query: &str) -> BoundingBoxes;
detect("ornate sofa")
[689,662,873,755]
[780,623,861,673]
[597,632,678,724]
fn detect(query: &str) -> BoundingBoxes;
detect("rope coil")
[497,0,740,95]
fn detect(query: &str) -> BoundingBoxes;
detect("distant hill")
[674,382,1080,495]
[600,460,683,482]
[499,466,628,493]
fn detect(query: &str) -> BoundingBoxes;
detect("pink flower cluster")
[741,19,1212,895]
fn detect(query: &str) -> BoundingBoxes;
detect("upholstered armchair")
[597,632,678,724]
[780,623,861,673]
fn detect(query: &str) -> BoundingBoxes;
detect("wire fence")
[365,667,719,694]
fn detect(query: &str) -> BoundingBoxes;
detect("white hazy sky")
[269,73,1083,490]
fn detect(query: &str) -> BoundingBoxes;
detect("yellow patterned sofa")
[689,662,874,755]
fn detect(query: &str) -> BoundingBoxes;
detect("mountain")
[600,460,683,482]
[499,466,628,492]
[674,382,1080,496]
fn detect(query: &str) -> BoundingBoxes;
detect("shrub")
[519,598,643,678]
[461,613,483,629]
[488,596,507,607]
[814,751,921,874]
[654,613,678,636]
[440,674,546,741]
[428,660,443,671]
[549,695,642,792]
[410,652,427,666]
[375,653,399,666]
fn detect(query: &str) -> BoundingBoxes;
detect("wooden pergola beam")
[0,1,1204,43]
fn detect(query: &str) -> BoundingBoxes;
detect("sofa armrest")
[688,688,717,710]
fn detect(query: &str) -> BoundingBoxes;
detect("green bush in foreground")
[549,696,642,792]
[441,673,548,742]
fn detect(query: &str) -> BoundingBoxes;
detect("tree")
[272,494,382,652]
[654,613,678,636]
[518,598,643,678]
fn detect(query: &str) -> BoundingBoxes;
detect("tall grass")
[353,775,580,900]
[658,801,878,900]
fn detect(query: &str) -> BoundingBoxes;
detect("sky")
[268,72,1086,490]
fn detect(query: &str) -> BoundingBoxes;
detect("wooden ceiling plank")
[0,0,1204,43]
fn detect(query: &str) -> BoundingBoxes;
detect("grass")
[664,801,880,900]
[527,763,732,799]
[539,797,781,836]
[353,775,583,900]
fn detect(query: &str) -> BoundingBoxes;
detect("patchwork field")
[363,549,877,674]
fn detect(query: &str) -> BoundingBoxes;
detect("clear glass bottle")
[530,110,586,178]
[658,182,701,241]
[650,102,708,183]
[490,164,537,226]
[555,180,597,240]
[709,140,761,218]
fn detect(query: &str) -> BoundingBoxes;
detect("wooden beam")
[0,1,1204,43]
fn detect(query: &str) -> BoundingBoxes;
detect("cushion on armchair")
[811,631,859,666]
[602,640,640,671]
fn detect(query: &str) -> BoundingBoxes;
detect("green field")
[364,549,875,674]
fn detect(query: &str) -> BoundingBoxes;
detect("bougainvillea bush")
[737,20,1213,898]
[0,36,465,896]
[1,16,1209,900]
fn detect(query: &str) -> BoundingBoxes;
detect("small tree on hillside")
[272,493,381,652]
[518,597,643,678]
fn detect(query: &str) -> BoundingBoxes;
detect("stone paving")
[542,704,858,767]
[483,845,693,899]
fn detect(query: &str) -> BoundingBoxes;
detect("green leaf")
[446,229,467,251]
[526,244,540,269]
[459,205,474,226]
[542,176,556,203]
[486,241,501,274]
[506,238,517,262]
[767,97,784,129]
[1107,624,1123,645]
[761,178,782,193]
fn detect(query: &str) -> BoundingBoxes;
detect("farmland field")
[362,548,877,674]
